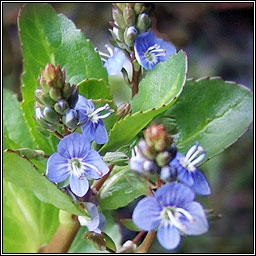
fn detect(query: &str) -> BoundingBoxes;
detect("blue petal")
[57,132,91,159]
[104,48,126,76]
[155,183,195,207]
[97,212,106,232]
[70,174,89,197]
[191,169,211,196]
[46,153,69,183]
[75,95,95,123]
[132,197,161,231]
[157,224,181,250]
[82,150,109,179]
[81,120,96,142]
[155,38,176,62]
[94,120,108,144]
[181,202,209,236]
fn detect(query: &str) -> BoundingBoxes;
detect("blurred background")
[3,2,254,253]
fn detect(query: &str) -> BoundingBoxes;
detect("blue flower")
[78,202,105,234]
[75,95,114,144]
[169,143,211,196]
[132,183,208,250]
[134,32,176,70]
[99,45,127,76]
[46,132,109,197]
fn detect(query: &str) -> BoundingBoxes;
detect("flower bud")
[49,87,61,101]
[43,106,59,124]
[155,151,171,167]
[134,3,144,15]
[62,83,73,100]
[44,63,56,81]
[116,3,126,12]
[160,166,177,181]
[137,13,152,33]
[124,26,138,47]
[62,109,79,129]
[123,6,136,26]
[117,103,131,120]
[68,85,79,109]
[37,117,58,132]
[112,7,126,29]
[84,232,106,251]
[144,123,171,152]
[54,99,69,114]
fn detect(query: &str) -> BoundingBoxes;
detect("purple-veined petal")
[70,174,89,197]
[157,224,181,250]
[82,150,109,179]
[46,153,69,183]
[57,132,91,159]
[180,201,209,236]
[132,197,161,231]
[104,48,126,76]
[81,120,96,142]
[94,119,108,144]
[155,183,195,208]
[155,38,176,62]
[190,169,211,196]
[97,213,106,233]
[75,95,95,112]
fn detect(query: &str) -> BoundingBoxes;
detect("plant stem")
[132,67,141,98]
[134,231,156,253]
[40,211,80,253]
[132,230,146,244]
[92,165,114,191]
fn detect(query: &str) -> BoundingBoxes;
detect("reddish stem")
[133,231,146,244]
[92,165,114,191]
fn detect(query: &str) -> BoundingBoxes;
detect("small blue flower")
[132,183,208,250]
[129,140,156,174]
[99,45,127,76]
[78,202,106,234]
[169,143,211,195]
[46,132,109,197]
[75,95,114,144]
[134,32,176,70]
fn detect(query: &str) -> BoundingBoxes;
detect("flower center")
[161,206,195,231]
[180,144,205,172]
[69,158,84,178]
[87,104,114,123]
[144,44,166,64]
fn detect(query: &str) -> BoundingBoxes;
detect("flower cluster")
[130,123,211,250]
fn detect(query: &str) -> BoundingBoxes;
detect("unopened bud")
[6,148,45,161]
[116,3,126,12]
[137,13,152,33]
[112,8,126,29]
[43,106,59,124]
[62,109,79,129]
[54,99,69,114]
[134,3,144,14]
[49,87,61,101]
[156,151,171,167]
[62,83,73,99]
[160,166,177,181]
[37,118,57,132]
[123,6,136,26]
[116,240,137,253]
[68,85,79,109]
[84,232,106,251]
[117,103,131,120]
[44,64,56,81]
[124,26,138,47]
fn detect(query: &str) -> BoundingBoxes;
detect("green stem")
[39,210,80,253]
[134,231,156,253]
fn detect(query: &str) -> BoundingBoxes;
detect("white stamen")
[105,44,114,57]
[190,152,205,166]
[185,143,198,162]
[69,158,84,178]
[176,208,195,223]
[167,211,186,231]
[88,104,110,118]
[82,162,103,176]
[188,146,204,162]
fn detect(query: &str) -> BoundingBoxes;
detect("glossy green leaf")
[98,166,149,210]
[120,219,141,232]
[18,3,107,153]
[78,78,111,100]
[166,77,253,160]
[131,50,187,112]
[102,232,117,252]
[100,51,187,153]
[3,152,88,217]
[69,211,121,253]
[3,179,59,253]
[3,88,35,149]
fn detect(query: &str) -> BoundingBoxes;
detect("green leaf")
[78,78,111,100]
[3,88,35,149]
[120,219,141,232]
[18,3,107,153]
[166,77,253,160]
[3,179,59,253]
[102,232,117,252]
[131,50,187,112]
[98,165,149,210]
[100,51,187,153]
[3,152,88,217]
[69,211,121,253]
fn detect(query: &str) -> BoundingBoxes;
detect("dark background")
[3,2,254,253]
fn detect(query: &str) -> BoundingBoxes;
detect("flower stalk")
[134,231,156,253]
